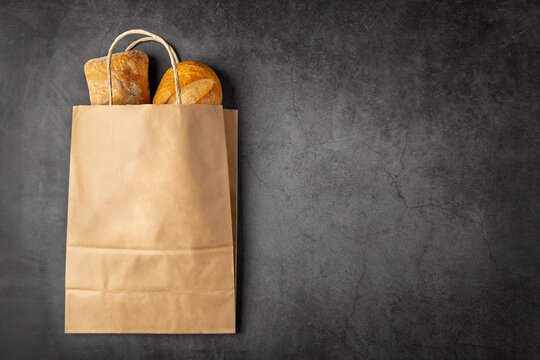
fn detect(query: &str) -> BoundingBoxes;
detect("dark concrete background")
[1,0,540,358]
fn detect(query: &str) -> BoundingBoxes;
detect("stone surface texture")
[1,0,539,359]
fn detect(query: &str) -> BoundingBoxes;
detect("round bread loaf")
[153,61,222,105]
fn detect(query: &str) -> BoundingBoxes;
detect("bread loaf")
[153,61,222,105]
[84,50,150,105]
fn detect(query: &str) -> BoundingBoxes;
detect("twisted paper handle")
[125,37,180,64]
[106,29,181,104]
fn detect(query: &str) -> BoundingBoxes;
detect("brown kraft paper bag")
[65,30,237,334]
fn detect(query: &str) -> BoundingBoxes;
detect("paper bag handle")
[125,37,180,64]
[107,29,181,105]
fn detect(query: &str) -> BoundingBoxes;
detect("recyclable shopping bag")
[65,30,237,334]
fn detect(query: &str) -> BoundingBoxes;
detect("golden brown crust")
[84,50,150,105]
[153,61,222,105]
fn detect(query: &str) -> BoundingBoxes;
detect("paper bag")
[65,30,237,334]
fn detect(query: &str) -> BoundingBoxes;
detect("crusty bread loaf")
[153,61,222,105]
[84,50,150,105]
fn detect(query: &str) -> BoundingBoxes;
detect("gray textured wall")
[1,0,540,359]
